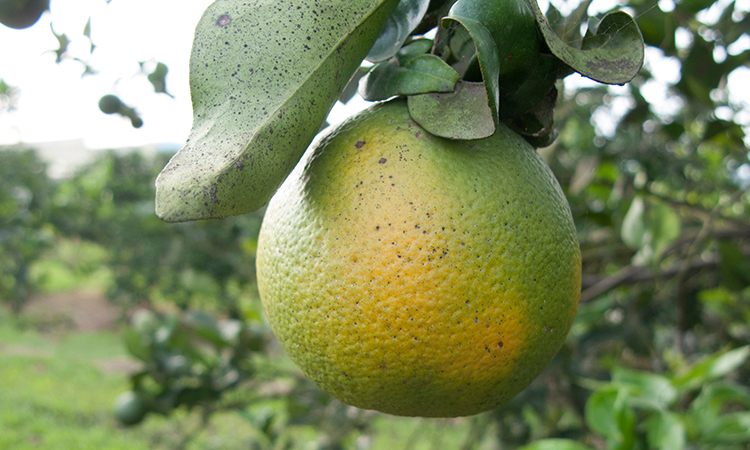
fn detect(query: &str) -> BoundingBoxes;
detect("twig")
[580,266,638,303]
[580,225,750,302]
[579,252,731,303]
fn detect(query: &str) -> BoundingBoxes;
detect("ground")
[1,289,142,374]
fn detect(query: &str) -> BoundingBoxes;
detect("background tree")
[0,150,55,313]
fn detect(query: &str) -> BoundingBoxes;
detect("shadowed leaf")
[367,0,431,62]
[442,4,501,124]
[528,3,645,85]
[407,81,495,139]
[359,54,460,101]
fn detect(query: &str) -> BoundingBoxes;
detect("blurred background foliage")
[1,0,749,448]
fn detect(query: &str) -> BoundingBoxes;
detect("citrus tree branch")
[579,254,724,303]
[580,234,750,304]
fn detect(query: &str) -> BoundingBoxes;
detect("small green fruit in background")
[114,390,147,426]
[98,94,123,115]
[0,0,49,29]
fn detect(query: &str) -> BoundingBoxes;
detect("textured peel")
[257,99,581,417]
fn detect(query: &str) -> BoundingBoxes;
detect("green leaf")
[359,54,460,101]
[527,4,645,85]
[338,66,370,104]
[634,8,677,53]
[677,39,718,106]
[647,200,681,258]
[447,0,551,117]
[621,196,646,249]
[395,38,434,65]
[702,412,750,444]
[645,412,686,450]
[442,21,475,71]
[585,387,636,450]
[719,240,750,290]
[621,197,680,264]
[612,367,678,408]
[672,346,750,392]
[518,439,595,450]
[123,328,151,362]
[147,62,172,97]
[678,0,715,14]
[367,0,431,62]
[407,81,495,139]
[689,382,750,428]
[155,0,400,222]
[185,310,228,348]
[51,30,71,63]
[442,6,500,124]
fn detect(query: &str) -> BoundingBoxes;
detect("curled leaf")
[528,2,645,85]
[448,0,543,86]
[440,14,500,125]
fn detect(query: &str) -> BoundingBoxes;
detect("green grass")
[0,320,149,449]
[0,313,478,449]
[0,316,274,449]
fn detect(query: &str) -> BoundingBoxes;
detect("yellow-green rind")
[257,99,581,417]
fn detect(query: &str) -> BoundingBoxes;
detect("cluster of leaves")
[115,308,264,426]
[579,347,750,449]
[477,0,750,447]
[153,0,644,222]
[48,151,263,313]
[118,308,378,448]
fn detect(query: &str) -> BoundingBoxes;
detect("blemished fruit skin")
[256,99,581,417]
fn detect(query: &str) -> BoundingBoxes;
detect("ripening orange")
[256,99,581,417]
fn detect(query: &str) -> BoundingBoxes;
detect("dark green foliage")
[0,149,55,313]
[50,151,263,314]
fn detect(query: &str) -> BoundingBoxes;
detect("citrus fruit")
[256,98,581,417]
[0,0,48,29]
[98,94,123,115]
[114,390,147,426]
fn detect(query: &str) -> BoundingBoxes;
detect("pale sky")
[0,0,748,151]
[0,0,374,150]
[0,0,211,149]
